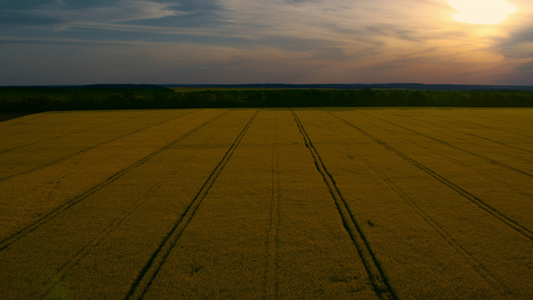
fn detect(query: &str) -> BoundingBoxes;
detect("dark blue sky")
[1,0,532,85]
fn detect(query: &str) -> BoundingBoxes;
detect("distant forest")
[1,85,533,113]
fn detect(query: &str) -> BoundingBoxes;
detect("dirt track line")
[0,110,198,182]
[387,111,533,154]
[313,111,508,294]
[291,110,397,300]
[329,112,533,242]
[475,112,533,129]
[461,119,533,139]
[357,111,533,178]
[264,113,281,299]
[0,110,229,252]
[353,112,533,201]
[124,110,260,300]
[38,124,224,299]
[0,111,151,154]
[0,111,106,136]
[349,142,508,294]
[387,110,533,140]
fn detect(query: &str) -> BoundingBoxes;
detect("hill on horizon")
[166,83,533,91]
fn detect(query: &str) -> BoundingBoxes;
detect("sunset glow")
[1,0,532,85]
[447,0,518,25]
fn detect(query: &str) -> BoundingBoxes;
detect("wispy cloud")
[1,0,533,85]
[0,0,185,28]
[41,0,184,23]
[0,35,144,45]
[498,26,533,58]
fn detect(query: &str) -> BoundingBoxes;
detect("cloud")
[516,60,533,70]
[44,0,184,22]
[1,0,533,85]
[0,35,143,46]
[0,0,185,27]
[0,11,62,26]
[500,26,533,46]
[216,0,430,63]
[496,26,533,59]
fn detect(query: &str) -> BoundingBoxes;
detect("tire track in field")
[124,110,260,300]
[0,112,144,154]
[391,113,533,141]
[407,139,533,201]
[443,117,533,139]
[448,111,533,129]
[386,110,533,140]
[356,111,533,179]
[328,112,533,242]
[38,124,224,299]
[313,111,508,294]
[0,112,104,136]
[264,113,281,299]
[482,114,533,128]
[388,112,533,154]
[0,110,229,252]
[354,112,533,201]
[0,110,198,182]
[291,110,397,300]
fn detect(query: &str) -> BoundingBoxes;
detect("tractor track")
[385,111,533,155]
[0,110,229,252]
[428,114,533,140]
[313,110,509,295]
[0,111,110,137]
[348,111,533,201]
[291,109,397,300]
[0,110,198,182]
[440,116,533,140]
[264,112,281,299]
[124,110,260,300]
[355,111,533,178]
[0,111,157,154]
[357,111,533,197]
[37,121,224,299]
[384,110,533,140]
[446,110,533,130]
[328,111,533,242]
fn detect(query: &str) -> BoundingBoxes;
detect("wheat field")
[0,108,531,299]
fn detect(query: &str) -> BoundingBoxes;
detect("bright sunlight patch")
[447,0,517,25]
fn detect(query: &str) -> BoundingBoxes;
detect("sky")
[1,0,532,86]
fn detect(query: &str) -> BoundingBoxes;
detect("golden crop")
[0,108,531,299]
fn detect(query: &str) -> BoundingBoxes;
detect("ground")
[0,108,531,299]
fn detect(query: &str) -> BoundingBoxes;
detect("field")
[0,108,531,299]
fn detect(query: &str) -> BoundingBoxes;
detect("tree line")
[1,87,532,113]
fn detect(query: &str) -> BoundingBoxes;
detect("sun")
[447,0,517,25]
